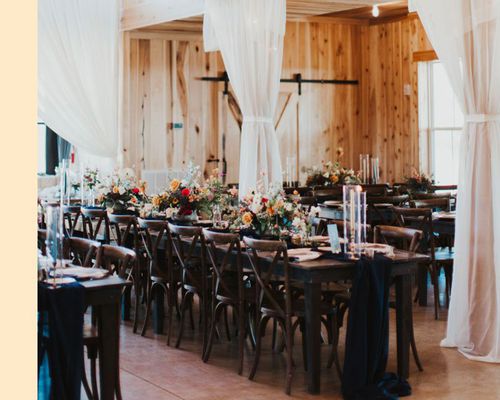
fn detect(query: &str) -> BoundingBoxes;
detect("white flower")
[165,208,177,218]
[285,202,293,212]
[309,206,321,217]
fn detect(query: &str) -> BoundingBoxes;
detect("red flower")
[181,188,191,196]
[132,188,140,194]
[262,197,268,203]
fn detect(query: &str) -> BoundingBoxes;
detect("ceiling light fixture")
[372,4,380,17]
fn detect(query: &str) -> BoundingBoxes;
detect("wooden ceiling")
[323,1,409,23]
[135,1,409,36]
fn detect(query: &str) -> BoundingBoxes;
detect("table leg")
[98,301,121,400]
[153,287,165,334]
[395,272,412,379]
[304,281,321,394]
[417,263,428,306]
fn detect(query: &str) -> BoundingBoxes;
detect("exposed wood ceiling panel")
[132,0,406,34]
[286,0,399,18]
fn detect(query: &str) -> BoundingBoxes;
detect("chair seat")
[216,286,257,305]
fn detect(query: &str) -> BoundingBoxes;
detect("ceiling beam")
[121,0,205,31]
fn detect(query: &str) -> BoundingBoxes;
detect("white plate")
[43,277,76,285]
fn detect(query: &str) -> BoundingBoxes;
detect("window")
[418,61,463,185]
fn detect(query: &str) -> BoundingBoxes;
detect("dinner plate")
[43,277,76,285]
[323,200,342,207]
[50,265,109,280]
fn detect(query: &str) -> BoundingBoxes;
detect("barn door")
[216,84,300,186]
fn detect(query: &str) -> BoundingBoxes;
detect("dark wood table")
[283,250,428,394]
[80,276,131,400]
[154,235,428,394]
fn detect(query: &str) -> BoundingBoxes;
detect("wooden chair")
[168,224,210,356]
[202,229,248,374]
[108,214,145,333]
[62,237,100,268]
[62,205,83,237]
[367,194,409,225]
[362,184,390,197]
[313,186,343,203]
[393,206,454,319]
[83,244,135,400]
[139,219,179,345]
[410,198,450,212]
[244,237,337,395]
[81,207,111,244]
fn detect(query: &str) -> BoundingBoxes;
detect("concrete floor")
[86,283,500,400]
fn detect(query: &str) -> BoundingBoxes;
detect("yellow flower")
[293,190,299,196]
[330,175,339,184]
[172,198,179,205]
[112,186,120,194]
[152,196,161,207]
[169,179,181,192]
[242,212,253,225]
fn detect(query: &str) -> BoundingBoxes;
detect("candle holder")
[342,185,367,259]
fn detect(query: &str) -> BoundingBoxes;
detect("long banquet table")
[153,236,429,394]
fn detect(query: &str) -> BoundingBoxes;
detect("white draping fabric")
[204,0,286,197]
[416,0,500,362]
[38,0,120,161]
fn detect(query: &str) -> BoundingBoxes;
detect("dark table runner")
[341,256,411,400]
[38,282,85,400]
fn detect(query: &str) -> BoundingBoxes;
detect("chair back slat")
[63,237,100,267]
[243,237,290,319]
[374,225,422,253]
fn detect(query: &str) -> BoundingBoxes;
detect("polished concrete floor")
[89,284,500,400]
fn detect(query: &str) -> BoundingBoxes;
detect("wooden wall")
[359,15,433,183]
[122,15,433,186]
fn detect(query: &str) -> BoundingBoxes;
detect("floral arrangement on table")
[83,168,100,191]
[305,160,361,187]
[405,168,433,193]
[199,168,239,213]
[96,168,147,213]
[144,164,209,221]
[227,185,309,239]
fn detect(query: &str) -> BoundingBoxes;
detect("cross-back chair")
[81,208,111,244]
[202,229,248,374]
[139,219,178,345]
[168,223,210,355]
[63,237,100,268]
[393,206,454,319]
[62,205,82,237]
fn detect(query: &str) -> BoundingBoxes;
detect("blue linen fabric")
[38,282,85,400]
[341,256,411,400]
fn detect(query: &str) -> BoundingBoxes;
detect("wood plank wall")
[122,14,433,186]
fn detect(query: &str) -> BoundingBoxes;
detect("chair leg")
[279,318,293,395]
[140,282,155,337]
[203,301,225,363]
[238,302,245,376]
[90,352,99,400]
[410,324,424,372]
[299,319,307,372]
[81,353,93,400]
[431,265,440,320]
[249,316,270,381]
[223,306,231,341]
[327,312,342,380]
[133,279,141,334]
[176,291,193,349]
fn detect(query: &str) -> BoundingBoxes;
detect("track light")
[372,4,380,17]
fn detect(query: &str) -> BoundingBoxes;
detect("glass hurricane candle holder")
[342,185,366,259]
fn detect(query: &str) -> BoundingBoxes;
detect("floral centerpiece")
[405,168,433,193]
[97,168,146,213]
[228,185,308,239]
[305,161,361,187]
[199,168,239,219]
[147,164,209,221]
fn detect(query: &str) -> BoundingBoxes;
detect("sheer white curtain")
[416,0,500,362]
[204,0,286,197]
[38,0,120,161]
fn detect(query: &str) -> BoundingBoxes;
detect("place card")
[327,224,342,254]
